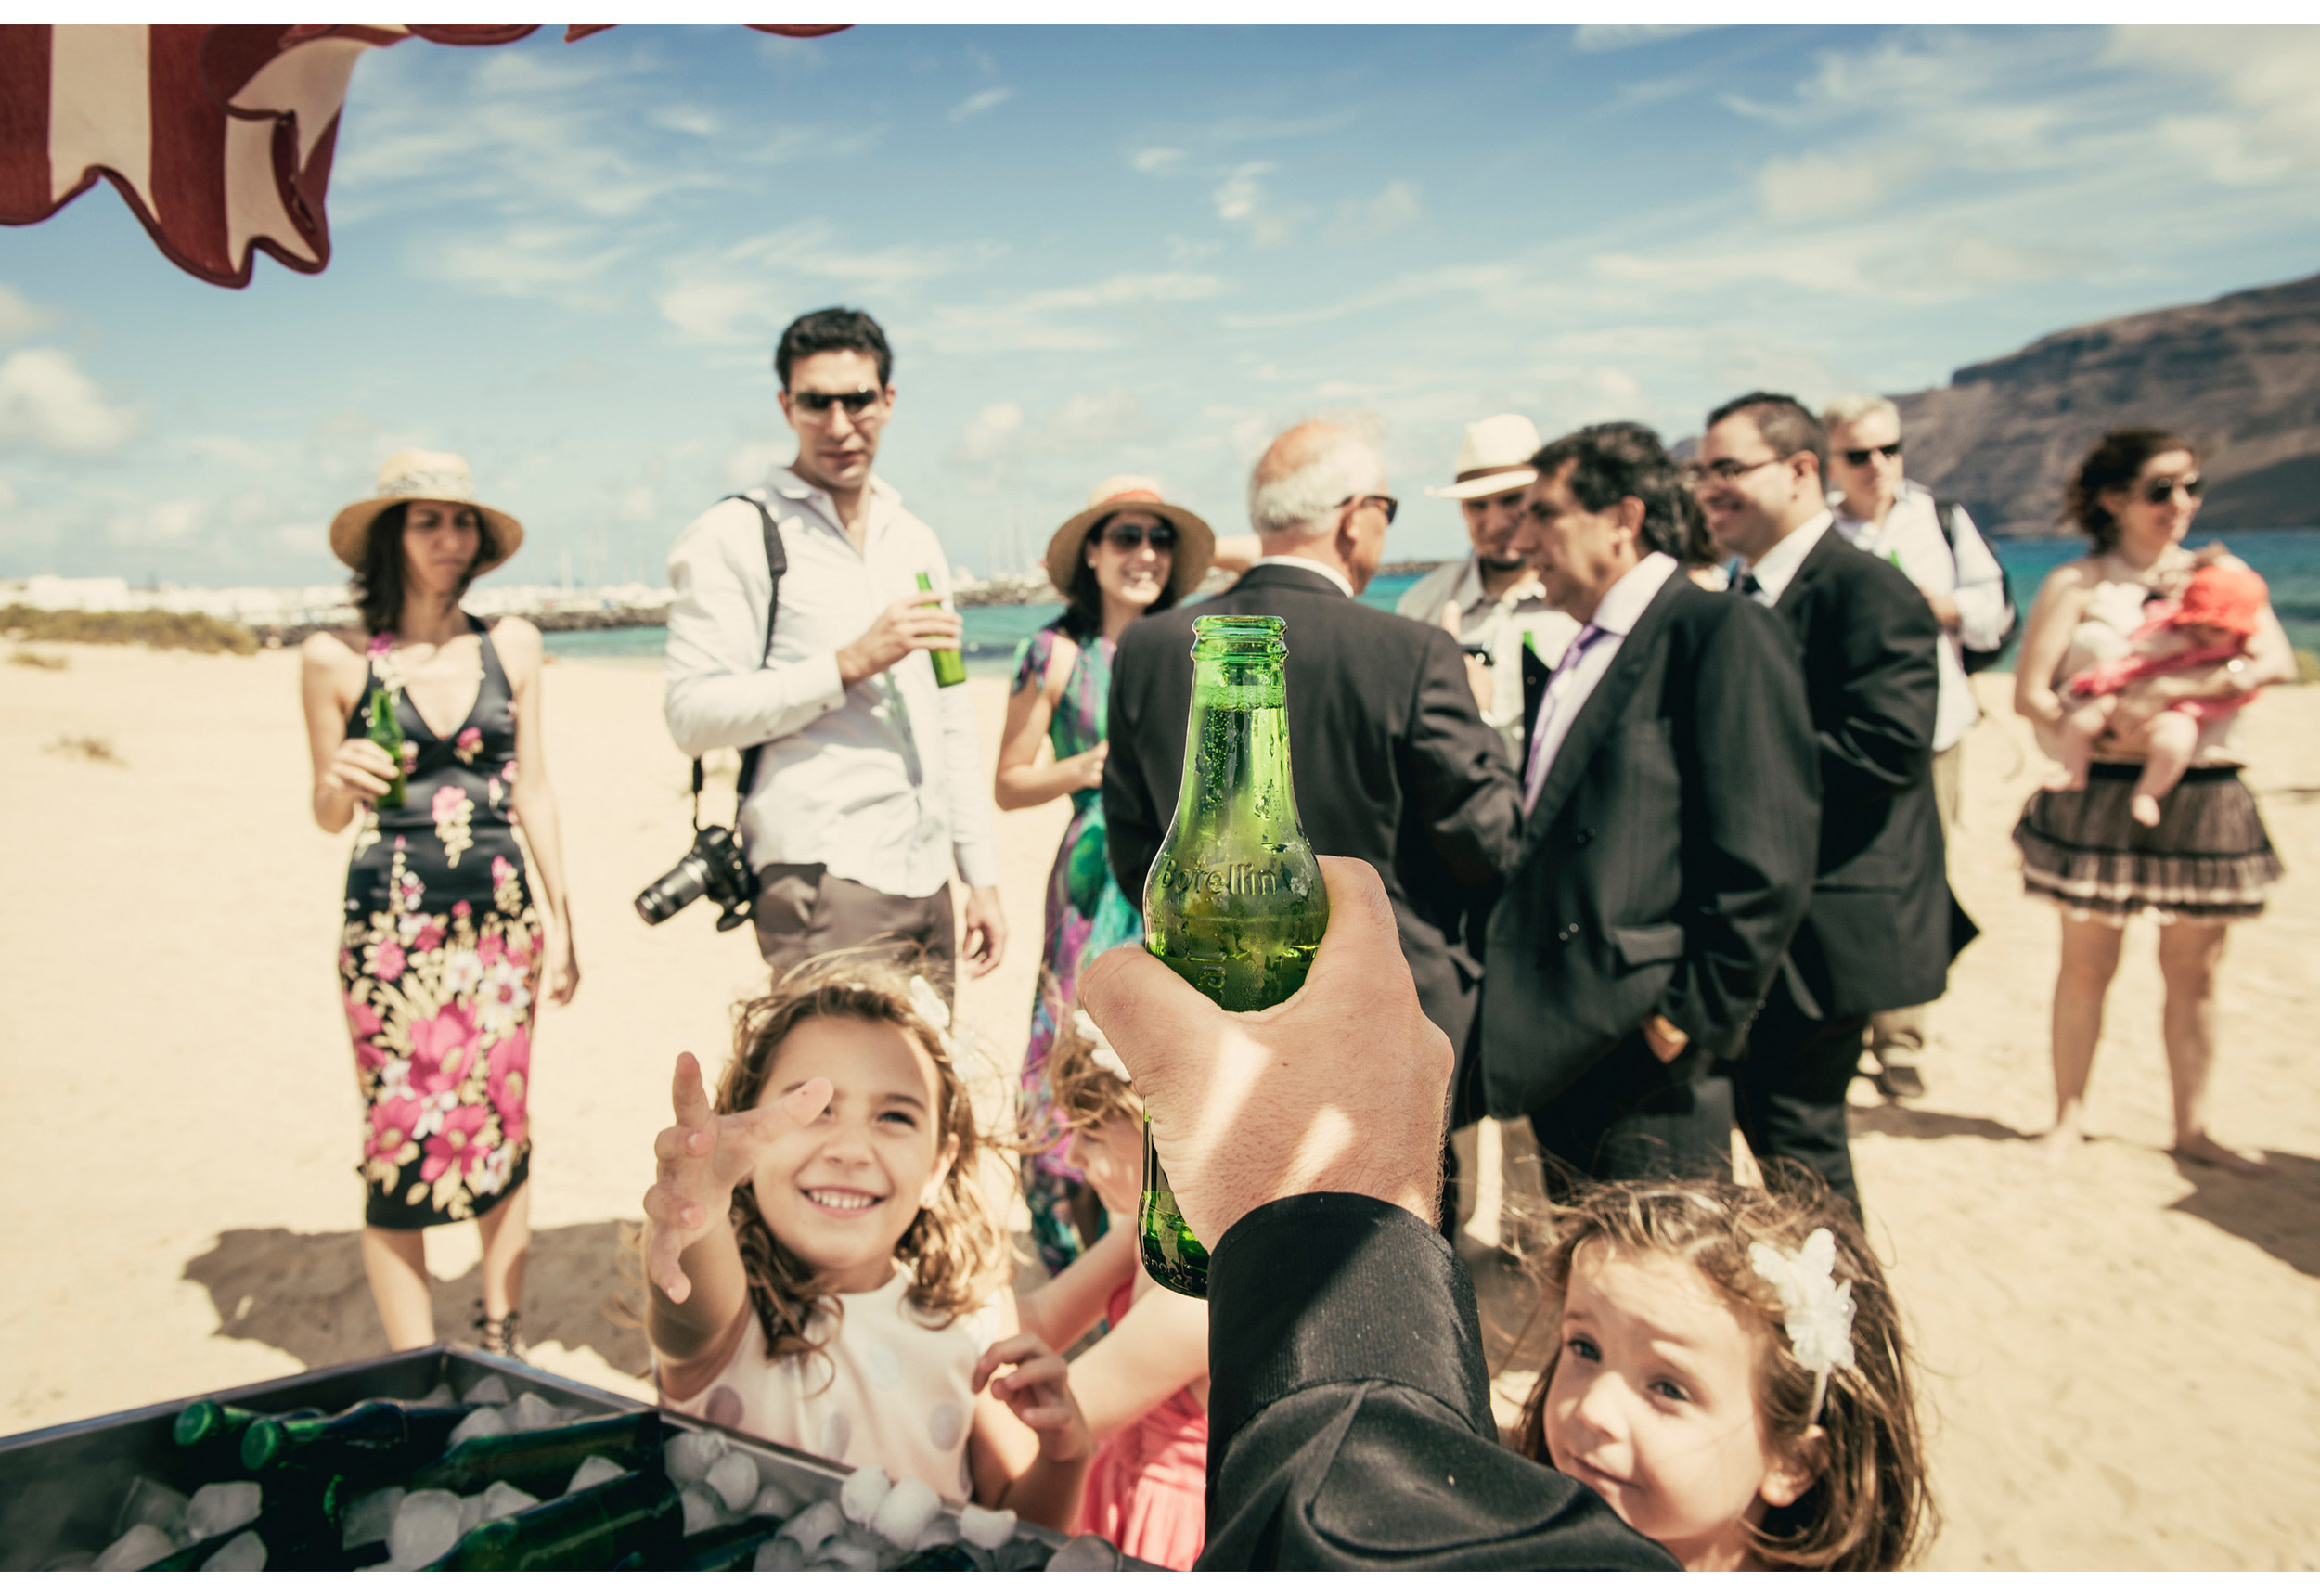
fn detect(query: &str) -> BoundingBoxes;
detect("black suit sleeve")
[1102,630,1162,904]
[1200,1193,1679,1571]
[1399,628,1525,887]
[1814,560,1940,806]
[1657,603,1822,1055]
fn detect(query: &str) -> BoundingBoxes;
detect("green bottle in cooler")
[1138,614,1330,1297]
[915,571,967,688]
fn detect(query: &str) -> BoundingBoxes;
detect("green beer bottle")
[365,685,408,808]
[915,571,967,688]
[432,1466,682,1571]
[403,1409,664,1499]
[174,1401,324,1481]
[241,1398,473,1480]
[1139,614,1330,1297]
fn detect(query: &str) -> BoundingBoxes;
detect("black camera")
[635,824,755,932]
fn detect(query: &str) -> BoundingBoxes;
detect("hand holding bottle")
[836,596,964,685]
[1082,856,1452,1249]
[641,1052,831,1303]
[321,733,402,802]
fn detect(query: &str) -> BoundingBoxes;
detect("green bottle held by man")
[1139,614,1330,1297]
[914,571,967,688]
[365,686,408,808]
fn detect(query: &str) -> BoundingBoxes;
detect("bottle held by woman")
[993,478,1219,1277]
[298,451,582,1356]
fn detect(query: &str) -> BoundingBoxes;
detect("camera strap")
[690,491,787,830]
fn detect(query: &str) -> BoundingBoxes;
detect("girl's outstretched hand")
[973,1332,1090,1464]
[641,1051,831,1304]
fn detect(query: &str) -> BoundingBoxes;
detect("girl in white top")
[642,953,1089,1528]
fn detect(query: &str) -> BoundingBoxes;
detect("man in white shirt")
[1823,393,2013,1100]
[662,307,1004,988]
[1397,414,1577,757]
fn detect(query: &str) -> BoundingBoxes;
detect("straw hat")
[1044,476,1216,603]
[1424,414,1544,501]
[329,450,524,573]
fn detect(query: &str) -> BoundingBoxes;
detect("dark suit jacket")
[1104,564,1523,1043]
[1201,1192,1678,1570]
[1482,572,1821,1118]
[1768,531,1948,1017]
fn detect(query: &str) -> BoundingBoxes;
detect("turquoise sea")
[546,528,2320,677]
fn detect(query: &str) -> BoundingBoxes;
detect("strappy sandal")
[472,1303,527,1361]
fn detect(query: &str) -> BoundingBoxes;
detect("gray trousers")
[752,864,957,997]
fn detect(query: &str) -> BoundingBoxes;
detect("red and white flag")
[0,24,845,290]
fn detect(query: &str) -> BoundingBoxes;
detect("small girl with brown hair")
[640,952,1089,1531]
[1512,1179,1932,1571]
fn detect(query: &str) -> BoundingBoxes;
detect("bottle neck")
[1172,650,1295,830]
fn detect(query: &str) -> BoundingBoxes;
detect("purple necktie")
[1522,623,1605,814]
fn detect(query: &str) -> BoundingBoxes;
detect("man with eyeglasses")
[663,306,1005,991]
[1105,419,1524,1105]
[1822,393,2012,1100]
[1693,392,1945,1217]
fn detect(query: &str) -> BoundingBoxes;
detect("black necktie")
[1736,572,1764,600]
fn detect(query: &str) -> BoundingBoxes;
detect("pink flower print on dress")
[420,1102,494,1185]
[500,759,518,785]
[475,963,531,1032]
[369,939,407,983]
[455,727,483,763]
[399,741,419,774]
[432,785,463,823]
[487,1032,530,1145]
[412,919,444,953]
[367,1093,424,1166]
[344,994,383,1040]
[491,856,516,889]
[407,1001,480,1100]
[367,634,394,661]
[477,931,507,968]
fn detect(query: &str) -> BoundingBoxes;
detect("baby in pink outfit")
[2047,561,2268,827]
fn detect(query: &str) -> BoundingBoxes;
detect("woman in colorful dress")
[994,478,1217,1274]
[299,451,581,1354]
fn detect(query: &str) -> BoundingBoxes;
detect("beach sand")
[2,645,2314,1569]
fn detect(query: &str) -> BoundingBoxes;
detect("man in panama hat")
[1397,415,1578,760]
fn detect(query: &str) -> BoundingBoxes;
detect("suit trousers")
[1724,975,1867,1215]
[751,864,958,997]
[1526,1030,1734,1204]
[1868,739,1965,1068]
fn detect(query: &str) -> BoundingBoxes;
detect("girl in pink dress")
[1013,1011,1210,1570]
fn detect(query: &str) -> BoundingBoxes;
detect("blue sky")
[4,23,2318,588]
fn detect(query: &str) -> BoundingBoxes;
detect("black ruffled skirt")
[2015,762,2282,924]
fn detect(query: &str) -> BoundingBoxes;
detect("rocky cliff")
[1897,271,2320,537]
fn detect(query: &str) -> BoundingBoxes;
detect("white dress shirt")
[1396,554,1579,747]
[1735,509,1832,608]
[1249,553,1355,598]
[1522,551,1679,811]
[662,467,999,898]
[1835,481,2011,753]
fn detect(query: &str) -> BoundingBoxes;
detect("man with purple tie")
[1477,423,1821,1195]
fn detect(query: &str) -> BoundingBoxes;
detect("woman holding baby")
[2013,428,2292,1174]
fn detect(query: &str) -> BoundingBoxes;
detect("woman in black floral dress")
[299,451,580,1355]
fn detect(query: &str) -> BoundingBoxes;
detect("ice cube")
[838,1463,890,1524]
[746,1478,800,1523]
[477,1480,539,1523]
[819,1538,879,1572]
[663,1428,727,1485]
[446,1406,509,1447]
[458,1493,485,1536]
[1047,1534,1120,1572]
[956,1501,1016,1551]
[114,1475,189,1542]
[186,1480,264,1542]
[200,1530,267,1573]
[388,1488,466,1570]
[554,1403,593,1425]
[463,1373,513,1406]
[913,1515,960,1552]
[94,1523,178,1572]
[342,1487,405,1550]
[753,1536,805,1573]
[778,1499,843,1556]
[998,1538,1056,1573]
[868,1477,940,1549]
[504,1392,563,1433]
[807,1558,848,1572]
[705,1449,760,1512]
[418,1381,457,1407]
[688,1482,742,1537]
[38,1551,97,1571]
[564,1454,628,1497]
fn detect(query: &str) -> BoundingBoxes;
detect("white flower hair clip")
[1748,1227,1857,1422]
[907,975,952,1037]
[1070,1009,1133,1085]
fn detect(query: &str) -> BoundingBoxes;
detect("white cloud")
[922,270,1228,356]
[658,223,1001,345]
[419,225,635,309]
[1132,147,1186,174]
[949,87,1015,123]
[1572,25,1712,53]
[1325,180,1423,245]
[959,401,1025,462]
[107,496,207,548]
[1045,387,1155,453]
[1754,148,1924,221]
[1213,163,1297,249]
[724,439,790,491]
[182,435,274,470]
[650,106,717,137]
[0,284,47,343]
[0,348,140,452]
[0,476,16,511]
[2111,26,2320,184]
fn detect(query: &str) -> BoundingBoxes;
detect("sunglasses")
[1096,521,1177,552]
[1335,493,1400,526]
[1842,441,1903,467]
[790,388,883,417]
[2140,473,2205,505]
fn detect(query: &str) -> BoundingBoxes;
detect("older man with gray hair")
[1103,418,1524,1073]
[1823,392,2014,1100]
